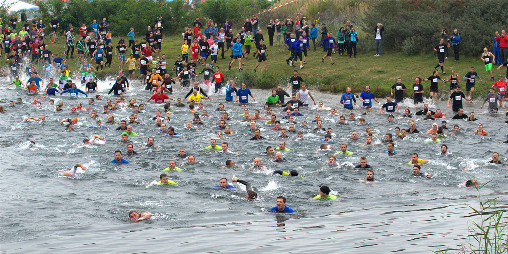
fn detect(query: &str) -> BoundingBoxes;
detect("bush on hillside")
[198,0,271,27]
[36,0,198,36]
[362,0,508,56]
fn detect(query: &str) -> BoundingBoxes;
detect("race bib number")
[485,58,489,62]
[293,81,298,84]
[44,54,48,58]
[396,86,402,90]
[215,74,220,79]
[329,40,333,43]
[140,60,146,64]
[201,46,206,49]
[53,25,56,28]
[433,78,438,83]
[345,100,351,104]
[500,87,505,92]
[12,67,16,70]
[204,71,209,75]
[241,96,247,100]
[292,103,298,108]
[188,36,192,39]
[70,93,77,97]
[300,43,303,47]
[158,39,162,42]
[129,62,134,66]
[184,71,188,75]
[414,86,419,91]
[303,40,307,43]
[91,45,95,48]
[439,49,444,53]
[471,79,475,83]
[108,52,112,55]
[489,97,496,102]
[97,54,102,58]
[364,99,370,104]
[455,96,461,100]
[387,106,393,110]
[260,50,265,53]
[452,80,457,84]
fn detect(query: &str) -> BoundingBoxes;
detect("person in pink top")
[495,30,508,65]
[492,75,507,100]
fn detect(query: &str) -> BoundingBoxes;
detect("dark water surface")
[0,75,507,253]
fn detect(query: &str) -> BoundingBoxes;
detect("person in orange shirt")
[148,70,163,92]
[427,123,439,134]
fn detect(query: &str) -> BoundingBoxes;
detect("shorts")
[466,83,475,91]
[231,54,241,59]
[258,55,267,62]
[438,55,444,63]
[119,53,126,62]
[485,63,492,71]
[413,95,423,103]
[140,68,147,75]
[294,52,303,61]
[326,48,332,56]
[449,83,458,90]
[182,53,188,58]
[5,48,10,54]
[156,43,162,49]
[489,108,498,113]
[129,69,135,74]
[200,51,208,58]
[52,27,57,32]
[211,55,217,62]
[498,92,506,100]
[303,48,308,57]
[146,56,152,61]
[245,45,251,54]
[430,84,438,92]
[95,58,103,65]
[78,50,84,54]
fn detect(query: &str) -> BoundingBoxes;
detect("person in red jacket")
[492,75,507,100]
[142,45,155,61]
[495,30,508,65]
[213,66,224,93]
[146,89,175,103]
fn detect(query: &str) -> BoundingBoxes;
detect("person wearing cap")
[312,186,337,200]
[427,123,439,134]
[481,48,495,81]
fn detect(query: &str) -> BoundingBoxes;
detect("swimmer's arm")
[420,160,429,165]
[232,177,253,191]
[136,212,152,222]
[74,163,87,170]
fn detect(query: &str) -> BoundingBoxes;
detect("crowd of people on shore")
[1,14,507,222]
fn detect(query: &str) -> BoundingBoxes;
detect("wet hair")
[277,196,286,203]
[289,170,298,176]
[413,165,421,170]
[225,160,232,166]
[320,186,330,195]
[247,190,258,199]
[115,150,122,154]
[465,179,477,187]
[83,139,90,143]
[160,173,167,179]
[128,210,137,217]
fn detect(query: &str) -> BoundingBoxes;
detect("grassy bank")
[4,33,505,98]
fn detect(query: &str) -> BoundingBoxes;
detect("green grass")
[6,33,505,98]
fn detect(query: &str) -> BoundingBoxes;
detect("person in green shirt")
[46,77,58,89]
[266,89,280,107]
[162,160,183,172]
[18,28,28,38]
[158,173,177,185]
[121,125,138,136]
[334,143,353,155]
[84,69,95,83]
[11,76,22,87]
[312,186,337,200]
[244,31,253,60]
[204,139,221,150]
[275,141,290,151]
[8,32,17,40]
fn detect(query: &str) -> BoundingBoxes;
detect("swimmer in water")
[412,165,432,178]
[328,156,339,167]
[158,173,177,185]
[268,196,295,213]
[217,178,234,189]
[355,157,372,169]
[273,152,287,162]
[63,163,87,178]
[273,170,298,176]
[461,179,478,187]
[83,135,105,145]
[250,157,268,170]
[334,143,353,155]
[221,160,237,169]
[111,150,130,164]
[128,211,152,223]
[163,160,183,172]
[25,116,46,121]
[232,177,258,199]
[312,186,337,200]
[408,153,429,166]
[363,169,378,183]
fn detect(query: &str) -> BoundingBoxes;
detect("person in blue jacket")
[268,196,295,213]
[93,46,104,70]
[111,150,129,164]
[359,85,379,114]
[321,33,336,64]
[60,83,87,98]
[450,29,461,61]
[216,178,234,189]
[285,33,297,66]
[493,35,501,65]
[236,83,256,104]
[309,23,318,51]
[349,27,358,58]
[229,39,243,72]
[293,36,304,69]
[340,87,356,110]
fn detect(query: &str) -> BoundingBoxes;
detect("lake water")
[0,72,507,253]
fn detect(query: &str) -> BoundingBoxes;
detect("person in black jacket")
[267,20,275,46]
[108,77,125,96]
